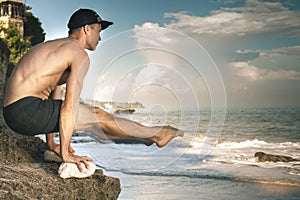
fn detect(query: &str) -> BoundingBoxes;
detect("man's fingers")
[76,161,83,172]
[65,155,94,172]
[81,156,94,169]
[76,156,94,171]
[82,160,90,169]
[84,156,94,163]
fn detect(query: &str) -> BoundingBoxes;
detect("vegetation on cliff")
[0,11,45,79]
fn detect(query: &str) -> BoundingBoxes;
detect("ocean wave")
[190,136,298,150]
[215,139,300,149]
[288,167,300,176]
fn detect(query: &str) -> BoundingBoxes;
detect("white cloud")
[109,63,203,110]
[241,46,300,73]
[234,46,300,61]
[94,85,115,101]
[133,22,176,48]
[132,22,227,108]
[134,64,166,85]
[260,45,300,57]
[164,11,247,36]
[91,0,300,107]
[232,62,300,81]
[232,46,300,71]
[233,49,260,62]
[164,0,300,38]
[89,25,218,108]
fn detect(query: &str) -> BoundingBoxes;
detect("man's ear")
[83,25,90,34]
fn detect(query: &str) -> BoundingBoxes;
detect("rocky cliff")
[0,40,121,200]
[0,39,9,106]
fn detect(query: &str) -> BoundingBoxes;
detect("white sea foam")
[216,139,268,148]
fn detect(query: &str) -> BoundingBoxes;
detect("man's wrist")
[61,152,70,162]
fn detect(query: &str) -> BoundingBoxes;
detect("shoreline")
[116,171,300,187]
[105,171,300,200]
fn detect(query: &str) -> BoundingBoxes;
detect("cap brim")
[99,20,113,30]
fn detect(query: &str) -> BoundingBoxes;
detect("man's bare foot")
[151,125,184,148]
[143,140,154,146]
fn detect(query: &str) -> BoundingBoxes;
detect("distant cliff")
[81,98,145,112]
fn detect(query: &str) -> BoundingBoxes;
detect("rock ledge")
[0,119,121,200]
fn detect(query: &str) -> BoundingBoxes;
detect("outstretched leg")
[76,104,184,147]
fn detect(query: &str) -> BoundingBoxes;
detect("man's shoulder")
[48,38,88,57]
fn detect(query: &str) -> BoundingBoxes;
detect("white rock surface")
[58,161,96,179]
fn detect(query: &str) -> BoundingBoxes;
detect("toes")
[144,140,154,146]
[178,130,184,137]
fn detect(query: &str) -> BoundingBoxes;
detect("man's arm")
[59,50,93,171]
[46,86,76,155]
[46,86,61,145]
[46,86,61,153]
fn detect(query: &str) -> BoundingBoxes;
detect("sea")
[40,106,300,200]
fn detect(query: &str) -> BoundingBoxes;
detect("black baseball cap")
[67,8,113,30]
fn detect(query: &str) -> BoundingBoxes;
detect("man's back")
[4,38,88,107]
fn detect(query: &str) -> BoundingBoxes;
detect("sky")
[24,0,300,109]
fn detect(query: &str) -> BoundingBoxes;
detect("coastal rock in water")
[58,161,96,179]
[254,152,299,162]
[44,150,62,163]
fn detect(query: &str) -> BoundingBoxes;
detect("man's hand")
[48,141,94,172]
[62,154,94,172]
[46,133,75,156]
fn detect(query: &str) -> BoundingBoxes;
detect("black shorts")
[3,97,62,136]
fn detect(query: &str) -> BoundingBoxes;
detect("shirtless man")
[3,9,183,171]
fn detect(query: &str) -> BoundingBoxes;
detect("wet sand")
[106,172,300,200]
